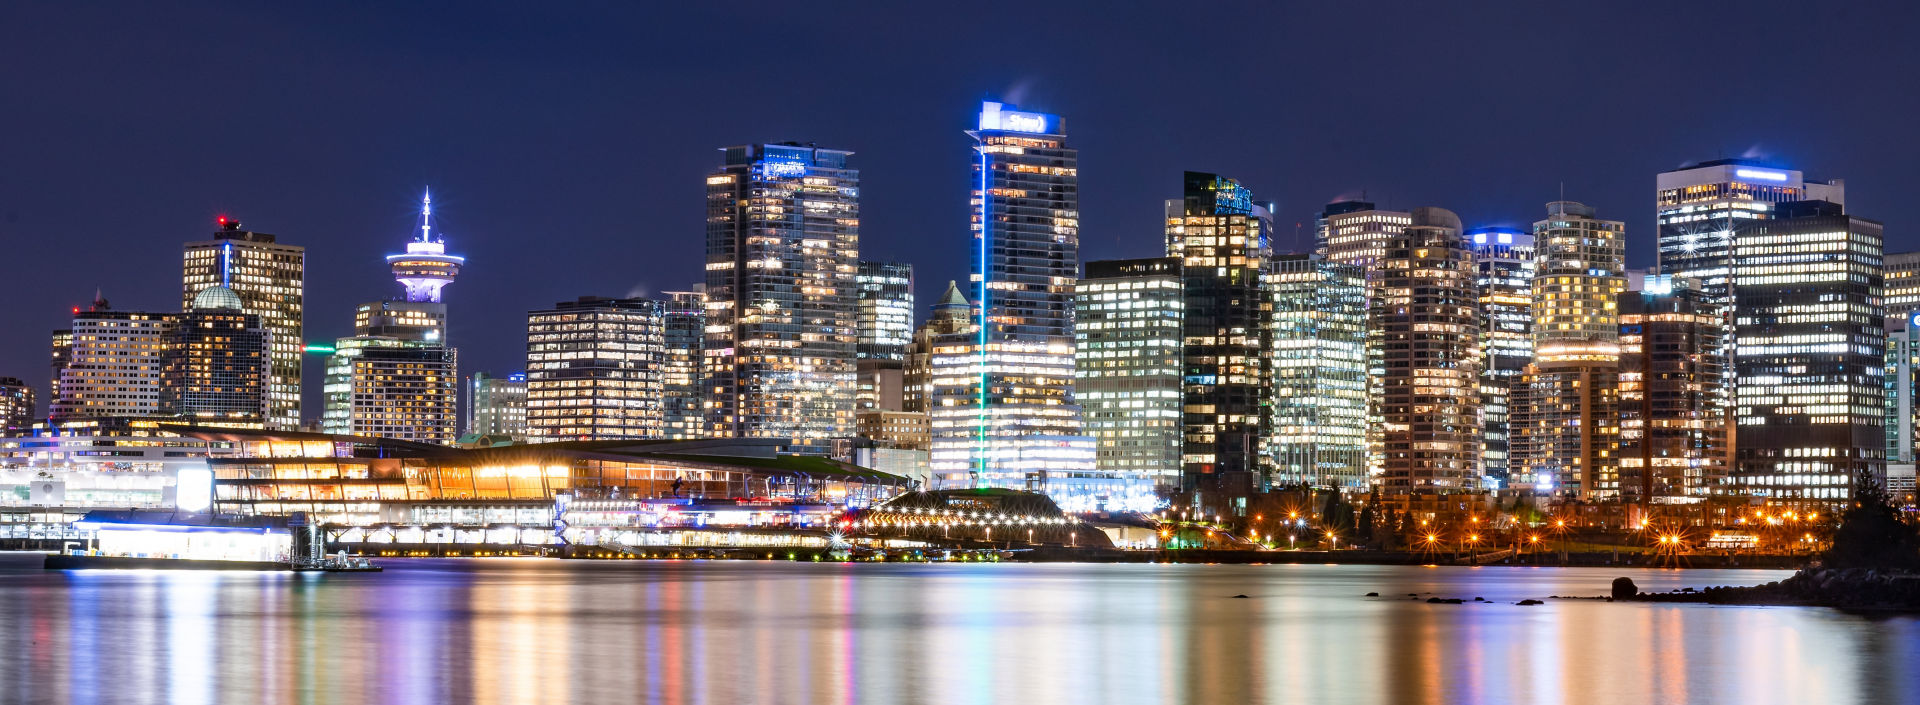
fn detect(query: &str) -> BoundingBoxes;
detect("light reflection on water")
[1,555,1916,705]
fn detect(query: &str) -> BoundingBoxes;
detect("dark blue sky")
[5,1,1919,417]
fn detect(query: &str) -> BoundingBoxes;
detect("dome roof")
[190,285,244,311]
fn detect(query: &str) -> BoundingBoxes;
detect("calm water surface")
[1,553,1916,705]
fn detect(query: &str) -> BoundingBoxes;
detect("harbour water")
[2,554,1916,704]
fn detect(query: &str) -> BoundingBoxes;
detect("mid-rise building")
[1511,201,1626,500]
[467,371,528,442]
[904,282,972,414]
[1266,256,1367,490]
[321,338,457,444]
[1469,226,1536,483]
[1372,207,1481,494]
[1165,172,1273,495]
[856,261,913,361]
[1888,314,1920,466]
[1076,257,1184,501]
[182,218,304,430]
[1619,274,1725,502]
[525,297,665,441]
[50,296,174,422]
[1884,250,1920,320]
[703,143,859,443]
[1731,200,1884,504]
[0,378,33,431]
[660,290,707,440]
[1318,201,1412,271]
[164,286,268,427]
[930,101,1096,503]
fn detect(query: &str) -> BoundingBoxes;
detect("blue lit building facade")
[704,143,859,444]
[929,102,1096,505]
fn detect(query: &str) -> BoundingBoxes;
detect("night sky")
[5,2,1919,418]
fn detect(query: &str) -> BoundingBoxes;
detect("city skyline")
[7,3,1920,417]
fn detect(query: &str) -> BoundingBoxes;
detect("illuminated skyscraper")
[0,378,32,431]
[1656,160,1845,416]
[1319,201,1412,480]
[1469,226,1535,483]
[1731,200,1884,505]
[183,219,303,429]
[1266,256,1367,490]
[387,190,465,304]
[660,290,707,440]
[1619,274,1725,502]
[1165,172,1274,495]
[1888,314,1920,467]
[467,371,528,442]
[320,337,457,444]
[933,101,1095,503]
[164,285,268,427]
[525,296,665,441]
[1510,201,1625,500]
[1076,257,1184,505]
[856,261,914,361]
[1372,207,1481,494]
[703,143,858,443]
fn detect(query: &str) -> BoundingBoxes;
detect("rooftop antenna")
[417,189,434,243]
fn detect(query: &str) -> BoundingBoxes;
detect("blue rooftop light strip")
[976,134,991,486]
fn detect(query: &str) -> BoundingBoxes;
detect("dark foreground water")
[1,554,1916,705]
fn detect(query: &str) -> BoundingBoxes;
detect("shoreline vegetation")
[1612,470,1920,611]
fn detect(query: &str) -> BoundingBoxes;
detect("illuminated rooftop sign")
[978,101,1059,134]
[1734,168,1789,183]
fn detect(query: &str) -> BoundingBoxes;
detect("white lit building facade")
[1075,257,1183,507]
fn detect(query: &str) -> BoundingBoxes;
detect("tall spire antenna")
[418,189,434,243]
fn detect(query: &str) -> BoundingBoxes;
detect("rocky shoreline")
[1612,569,1920,611]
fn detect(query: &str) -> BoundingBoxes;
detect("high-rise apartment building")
[1511,201,1626,500]
[525,297,666,441]
[856,261,914,361]
[1469,227,1535,483]
[50,296,174,421]
[0,378,35,431]
[1319,201,1413,481]
[1165,172,1273,495]
[1076,257,1184,502]
[164,286,269,427]
[183,218,303,429]
[930,101,1095,502]
[1731,200,1884,504]
[467,371,528,441]
[703,143,859,442]
[1619,274,1726,502]
[660,290,707,440]
[1888,314,1920,466]
[1266,256,1368,490]
[1372,207,1481,494]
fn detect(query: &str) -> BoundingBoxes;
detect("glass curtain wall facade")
[1318,201,1412,481]
[165,287,268,427]
[933,101,1095,502]
[1469,227,1535,484]
[1165,172,1273,496]
[1075,257,1183,506]
[660,290,707,440]
[1266,256,1367,490]
[856,261,914,361]
[703,143,859,442]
